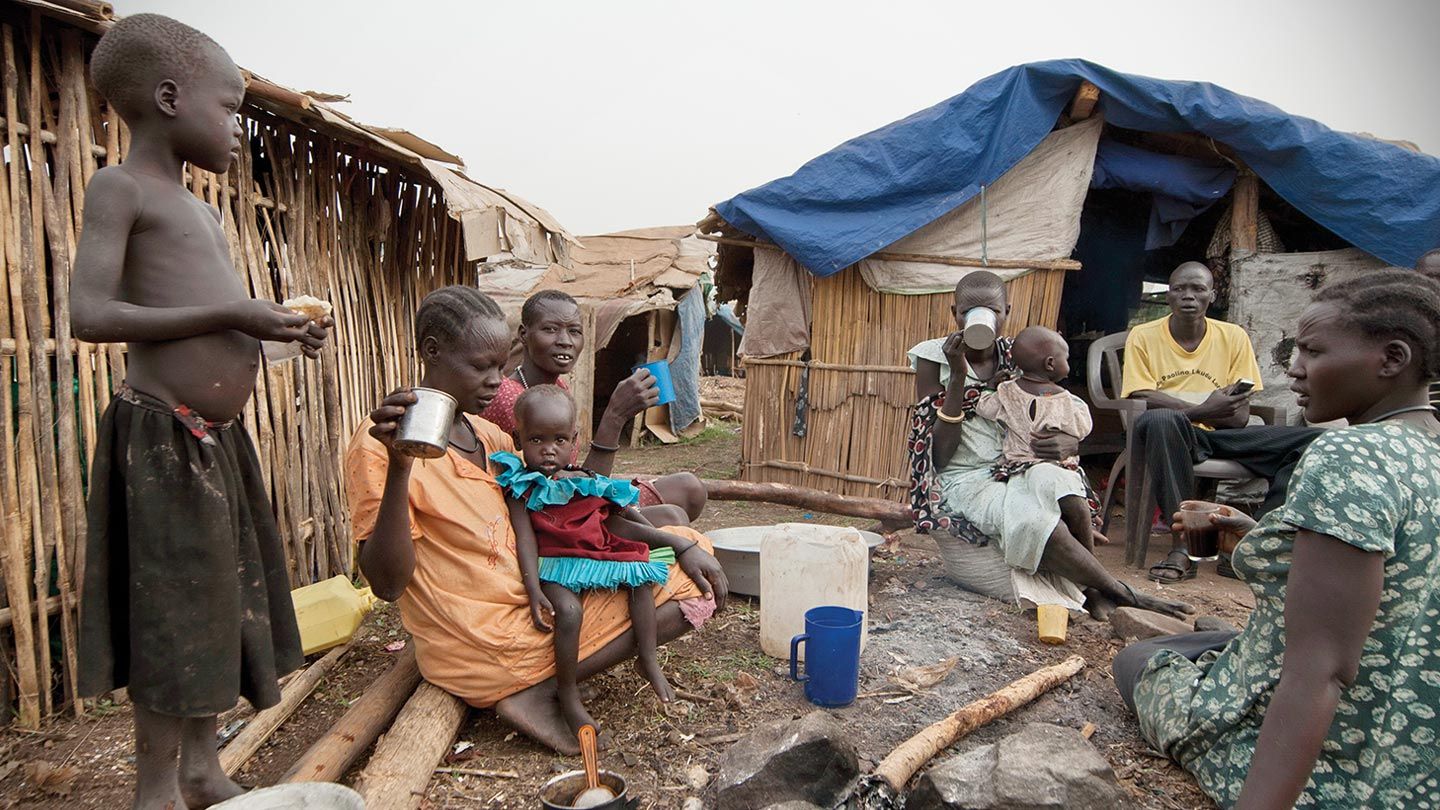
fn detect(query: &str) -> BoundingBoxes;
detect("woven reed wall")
[0,11,472,726]
[741,264,1068,498]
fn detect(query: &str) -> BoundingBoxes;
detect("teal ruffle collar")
[489,451,640,512]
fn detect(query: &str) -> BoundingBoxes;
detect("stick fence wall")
[741,264,1068,499]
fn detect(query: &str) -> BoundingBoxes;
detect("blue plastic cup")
[789,606,863,707]
[634,360,676,406]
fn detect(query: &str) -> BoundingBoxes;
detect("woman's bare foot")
[635,658,676,702]
[1083,587,1117,621]
[495,686,582,755]
[1118,581,1194,619]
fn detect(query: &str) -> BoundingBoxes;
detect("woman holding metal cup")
[344,286,727,755]
[907,271,1190,621]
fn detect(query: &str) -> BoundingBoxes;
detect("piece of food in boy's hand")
[282,294,332,322]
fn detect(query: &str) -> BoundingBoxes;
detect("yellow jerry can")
[291,575,377,656]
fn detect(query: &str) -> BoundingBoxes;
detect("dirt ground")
[0,413,1253,809]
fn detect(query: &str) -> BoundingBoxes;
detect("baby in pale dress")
[975,326,1092,480]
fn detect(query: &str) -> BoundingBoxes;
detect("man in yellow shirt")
[1123,262,1322,583]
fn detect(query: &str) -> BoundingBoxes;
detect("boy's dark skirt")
[78,389,302,717]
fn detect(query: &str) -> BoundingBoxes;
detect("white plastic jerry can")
[758,523,868,660]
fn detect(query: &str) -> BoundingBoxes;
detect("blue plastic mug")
[789,606,863,707]
[634,360,676,406]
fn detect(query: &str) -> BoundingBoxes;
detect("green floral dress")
[1132,422,1440,808]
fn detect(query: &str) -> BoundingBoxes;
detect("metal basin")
[706,525,885,597]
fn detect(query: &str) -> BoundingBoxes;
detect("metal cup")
[392,387,457,459]
[962,306,998,350]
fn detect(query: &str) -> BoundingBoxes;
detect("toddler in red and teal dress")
[494,384,698,736]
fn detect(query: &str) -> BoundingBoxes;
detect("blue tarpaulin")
[714,59,1440,274]
[1090,138,1236,250]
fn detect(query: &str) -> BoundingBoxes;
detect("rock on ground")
[1110,606,1193,641]
[908,723,1133,810]
[713,711,859,809]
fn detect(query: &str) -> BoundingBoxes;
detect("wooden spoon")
[573,724,615,808]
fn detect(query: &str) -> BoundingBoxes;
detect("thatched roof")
[476,226,713,350]
[17,0,576,266]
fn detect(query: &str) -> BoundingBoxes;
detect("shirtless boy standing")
[71,14,330,809]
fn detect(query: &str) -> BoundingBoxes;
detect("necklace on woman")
[517,366,530,389]
[448,416,482,454]
[1371,404,1440,423]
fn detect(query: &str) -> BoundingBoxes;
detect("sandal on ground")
[1149,549,1197,584]
[1216,553,1238,580]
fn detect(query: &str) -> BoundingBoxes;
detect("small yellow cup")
[1036,604,1069,645]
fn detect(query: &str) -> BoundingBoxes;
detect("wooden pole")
[1230,170,1259,258]
[0,593,59,628]
[701,479,910,525]
[1068,81,1100,120]
[282,646,422,784]
[4,20,51,721]
[41,0,114,20]
[353,682,467,810]
[218,642,353,776]
[872,656,1085,790]
[695,234,1082,272]
[39,150,83,717]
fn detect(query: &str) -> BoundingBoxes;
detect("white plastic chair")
[1086,330,1287,569]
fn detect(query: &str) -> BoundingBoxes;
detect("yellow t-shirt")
[1120,316,1263,408]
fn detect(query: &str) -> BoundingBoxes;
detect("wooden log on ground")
[282,646,422,784]
[219,642,353,776]
[873,655,1085,790]
[700,397,743,417]
[702,479,910,525]
[354,682,468,810]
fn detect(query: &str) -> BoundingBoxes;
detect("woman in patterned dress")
[1115,266,1440,808]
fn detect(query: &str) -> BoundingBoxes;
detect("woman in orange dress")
[346,286,727,755]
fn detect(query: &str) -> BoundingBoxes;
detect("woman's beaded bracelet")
[589,441,620,453]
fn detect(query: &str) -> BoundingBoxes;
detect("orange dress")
[344,415,713,708]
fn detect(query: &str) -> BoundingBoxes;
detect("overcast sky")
[129,0,1440,236]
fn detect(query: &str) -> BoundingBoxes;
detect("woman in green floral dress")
[1114,263,1440,809]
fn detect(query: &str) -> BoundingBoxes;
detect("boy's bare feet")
[134,782,187,810]
[636,658,676,702]
[177,716,246,809]
[178,772,245,809]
